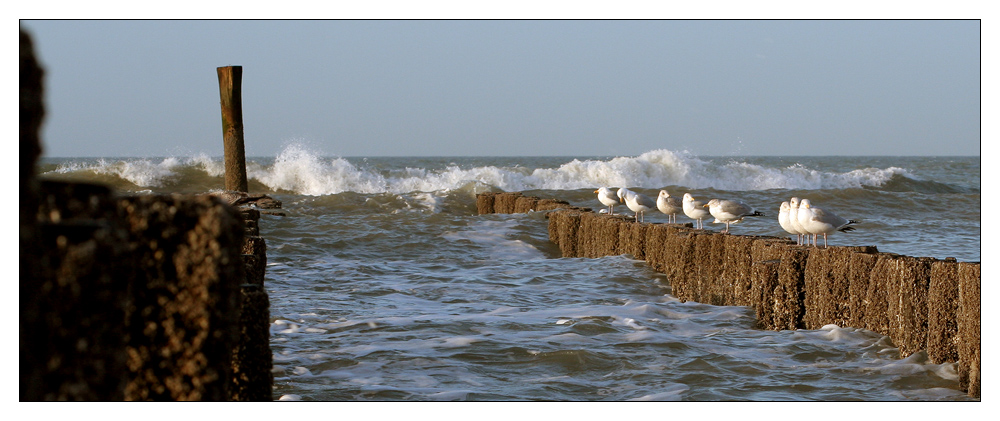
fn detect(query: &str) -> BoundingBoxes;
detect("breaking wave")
[39,143,924,196]
[248,145,912,194]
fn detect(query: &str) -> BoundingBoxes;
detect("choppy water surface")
[39,147,980,401]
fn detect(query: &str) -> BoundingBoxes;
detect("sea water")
[38,146,980,401]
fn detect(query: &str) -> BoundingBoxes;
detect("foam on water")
[43,143,916,195]
[190,153,225,177]
[50,157,182,187]
[253,144,388,195]
[44,153,224,191]
[544,151,907,191]
[440,217,546,261]
[255,145,910,193]
[626,383,690,401]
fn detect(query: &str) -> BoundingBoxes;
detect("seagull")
[594,187,622,215]
[682,193,711,229]
[705,198,765,233]
[799,199,859,247]
[617,187,631,206]
[789,197,810,246]
[619,188,657,223]
[778,201,805,245]
[656,190,682,223]
[795,198,815,246]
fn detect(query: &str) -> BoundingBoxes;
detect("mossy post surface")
[120,195,244,401]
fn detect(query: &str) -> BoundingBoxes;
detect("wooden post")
[217,66,248,193]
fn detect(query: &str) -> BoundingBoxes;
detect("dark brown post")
[217,66,248,193]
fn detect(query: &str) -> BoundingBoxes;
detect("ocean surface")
[38,146,980,401]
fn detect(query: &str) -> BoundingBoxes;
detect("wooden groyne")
[20,31,274,401]
[478,192,981,398]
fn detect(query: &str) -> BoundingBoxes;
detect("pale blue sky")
[21,19,981,158]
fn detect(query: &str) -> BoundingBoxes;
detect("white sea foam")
[190,152,224,177]
[247,145,907,194]
[440,218,545,261]
[426,390,473,401]
[48,154,228,188]
[52,157,182,187]
[627,383,690,401]
[44,143,910,195]
[438,337,479,348]
[408,192,444,213]
[253,144,388,195]
[625,330,656,342]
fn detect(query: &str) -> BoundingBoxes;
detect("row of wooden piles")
[477,192,981,399]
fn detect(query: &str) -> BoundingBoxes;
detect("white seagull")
[799,198,858,248]
[705,198,765,233]
[789,197,810,246]
[778,201,805,245]
[682,193,711,229]
[656,190,683,223]
[594,187,622,215]
[795,198,816,246]
[618,188,657,223]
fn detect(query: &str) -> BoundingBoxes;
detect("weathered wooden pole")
[217,66,248,193]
